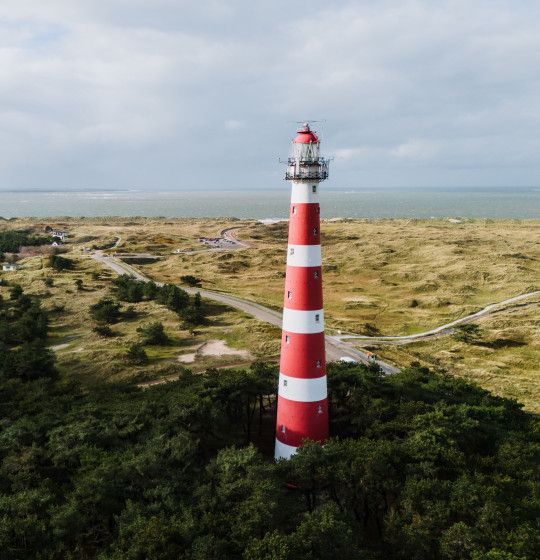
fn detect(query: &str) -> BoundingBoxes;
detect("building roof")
[293,123,319,144]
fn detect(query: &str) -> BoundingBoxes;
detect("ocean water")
[0,187,539,219]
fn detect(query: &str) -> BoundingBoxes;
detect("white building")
[2,263,19,272]
[51,230,68,240]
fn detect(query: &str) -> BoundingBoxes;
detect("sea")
[1,187,539,219]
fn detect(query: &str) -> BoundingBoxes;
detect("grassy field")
[1,217,538,409]
[0,246,280,386]
[357,297,540,412]
[139,218,539,334]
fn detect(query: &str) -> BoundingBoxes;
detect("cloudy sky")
[1,0,539,190]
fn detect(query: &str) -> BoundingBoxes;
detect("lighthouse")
[275,123,330,460]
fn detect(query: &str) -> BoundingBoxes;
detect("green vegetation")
[0,299,538,558]
[49,254,74,271]
[0,229,48,252]
[180,274,202,287]
[126,341,149,364]
[137,321,169,345]
[90,298,122,324]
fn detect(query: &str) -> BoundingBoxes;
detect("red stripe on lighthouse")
[288,203,321,245]
[280,331,326,378]
[283,266,323,310]
[275,396,329,448]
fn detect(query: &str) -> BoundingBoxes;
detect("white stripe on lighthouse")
[286,244,322,267]
[278,373,327,402]
[282,308,324,334]
[275,438,297,460]
[291,181,320,203]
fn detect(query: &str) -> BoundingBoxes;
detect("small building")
[51,230,68,241]
[2,263,19,272]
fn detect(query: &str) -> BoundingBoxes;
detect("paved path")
[91,252,537,373]
[173,226,249,255]
[336,291,540,345]
[90,252,400,374]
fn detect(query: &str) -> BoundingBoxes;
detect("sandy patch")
[50,342,71,351]
[177,339,251,363]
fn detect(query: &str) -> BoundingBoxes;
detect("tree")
[126,343,148,364]
[143,280,158,300]
[137,322,169,345]
[90,298,121,324]
[156,284,189,313]
[454,323,482,343]
[75,279,83,291]
[9,284,23,300]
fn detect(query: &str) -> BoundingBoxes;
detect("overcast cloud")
[1,0,539,190]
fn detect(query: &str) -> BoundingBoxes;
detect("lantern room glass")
[292,141,320,162]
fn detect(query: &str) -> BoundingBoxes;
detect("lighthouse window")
[313,227,318,236]
[287,290,292,299]
[312,185,317,193]
[315,314,320,322]
[316,360,321,368]
[281,425,286,434]
[292,206,297,214]
[313,270,319,279]
[283,379,288,387]
[289,247,294,255]
[317,405,323,414]
[285,335,290,343]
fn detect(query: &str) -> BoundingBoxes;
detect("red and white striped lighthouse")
[275,123,330,460]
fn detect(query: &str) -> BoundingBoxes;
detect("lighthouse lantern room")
[275,123,331,460]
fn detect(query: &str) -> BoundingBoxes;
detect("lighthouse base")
[274,439,298,460]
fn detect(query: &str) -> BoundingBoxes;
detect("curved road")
[91,252,400,374]
[336,291,540,345]
[91,252,538,375]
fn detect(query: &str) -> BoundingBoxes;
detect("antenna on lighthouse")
[274,125,330,461]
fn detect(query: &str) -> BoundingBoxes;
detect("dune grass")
[1,217,537,409]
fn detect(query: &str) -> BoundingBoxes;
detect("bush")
[49,254,74,271]
[90,298,121,324]
[137,321,169,345]
[9,284,23,300]
[93,325,115,337]
[43,277,54,287]
[123,305,138,319]
[180,275,202,287]
[126,342,148,365]
[454,323,482,343]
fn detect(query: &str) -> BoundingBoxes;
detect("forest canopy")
[0,287,538,560]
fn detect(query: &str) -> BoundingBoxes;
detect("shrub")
[90,298,121,324]
[93,325,115,337]
[9,284,23,300]
[454,323,482,343]
[49,254,74,271]
[180,275,202,287]
[137,321,169,345]
[126,343,148,365]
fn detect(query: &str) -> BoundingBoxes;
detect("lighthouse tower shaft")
[275,124,330,460]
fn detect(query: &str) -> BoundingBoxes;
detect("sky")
[1,0,539,190]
